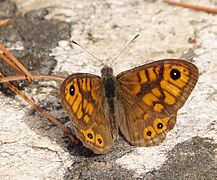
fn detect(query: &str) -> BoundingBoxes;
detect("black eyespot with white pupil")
[157,123,163,129]
[170,69,181,80]
[69,85,75,96]
[88,133,93,139]
[147,131,152,136]
[98,139,102,144]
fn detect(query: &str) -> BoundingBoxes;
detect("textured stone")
[0,0,216,179]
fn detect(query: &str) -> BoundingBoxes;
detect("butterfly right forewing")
[116,59,199,147]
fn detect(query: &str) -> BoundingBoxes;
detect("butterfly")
[59,58,199,154]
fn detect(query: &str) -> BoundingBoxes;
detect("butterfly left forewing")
[60,73,113,154]
[116,59,199,146]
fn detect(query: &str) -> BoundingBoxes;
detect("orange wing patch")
[64,78,95,121]
[154,103,164,112]
[81,129,95,143]
[152,87,162,97]
[147,68,157,81]
[160,80,181,97]
[85,103,93,115]
[153,118,167,133]
[163,90,176,105]
[77,104,83,119]
[142,93,159,106]
[164,64,189,87]
[160,64,190,105]
[72,93,82,113]
[143,113,150,120]
[143,117,170,139]
[144,126,156,139]
[95,134,104,147]
[87,78,91,91]
[119,72,141,94]
[84,114,90,123]
[81,78,87,92]
[139,70,148,83]
[80,129,105,147]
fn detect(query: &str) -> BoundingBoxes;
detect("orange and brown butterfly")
[60,41,199,154]
[0,35,199,155]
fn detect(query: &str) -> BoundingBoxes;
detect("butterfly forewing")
[60,73,113,154]
[116,59,199,146]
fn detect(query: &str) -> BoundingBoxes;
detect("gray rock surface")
[0,0,216,179]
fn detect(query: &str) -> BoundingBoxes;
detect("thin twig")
[0,43,34,82]
[0,74,66,83]
[0,53,25,75]
[164,0,217,13]
[0,72,72,137]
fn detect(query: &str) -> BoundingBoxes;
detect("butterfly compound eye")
[69,85,75,96]
[170,69,181,80]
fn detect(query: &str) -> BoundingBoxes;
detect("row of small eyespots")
[81,129,104,147]
[143,117,169,139]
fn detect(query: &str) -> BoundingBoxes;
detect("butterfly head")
[101,66,113,77]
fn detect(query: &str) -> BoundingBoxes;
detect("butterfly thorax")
[101,66,116,97]
[101,66,119,140]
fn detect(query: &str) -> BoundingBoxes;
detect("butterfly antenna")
[110,34,139,66]
[71,40,104,65]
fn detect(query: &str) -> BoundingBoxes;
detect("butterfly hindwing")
[60,74,113,154]
[116,59,199,146]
